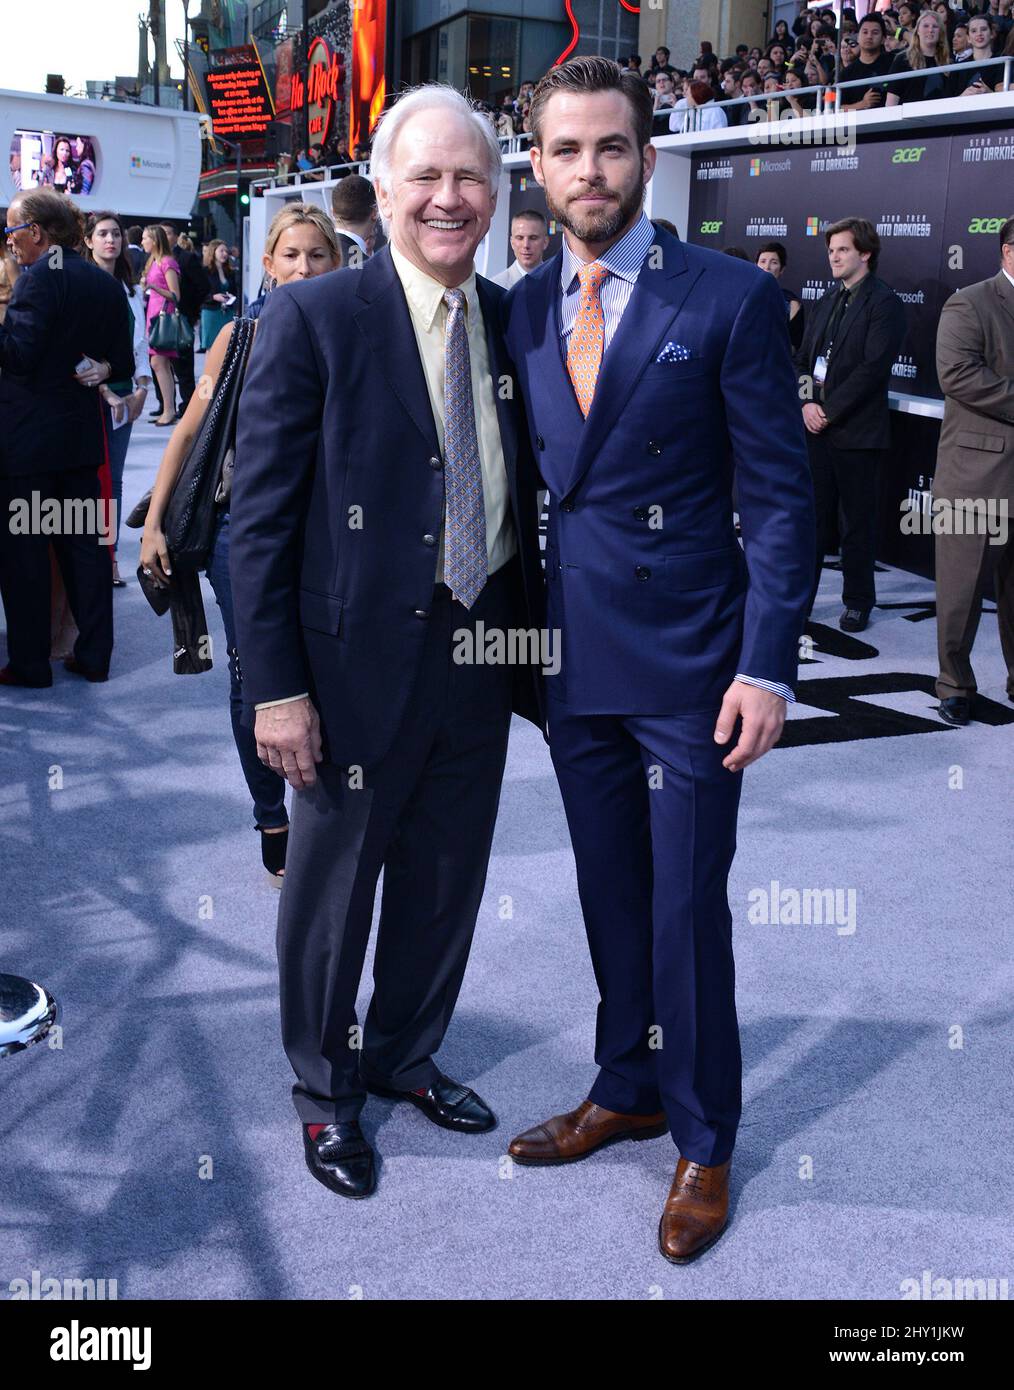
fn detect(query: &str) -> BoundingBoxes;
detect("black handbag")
[149,302,195,354]
[162,316,256,568]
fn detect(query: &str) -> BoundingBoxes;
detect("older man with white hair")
[230,86,545,1199]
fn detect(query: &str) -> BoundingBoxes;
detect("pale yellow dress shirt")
[390,241,516,582]
[256,244,516,710]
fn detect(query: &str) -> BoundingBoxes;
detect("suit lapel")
[993,270,1014,327]
[828,274,873,361]
[812,289,836,357]
[564,231,700,498]
[476,275,519,502]
[353,247,441,456]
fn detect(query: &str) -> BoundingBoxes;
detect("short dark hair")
[530,55,654,151]
[825,216,881,273]
[656,46,670,58]
[723,246,751,260]
[330,173,376,224]
[126,224,143,244]
[12,188,81,247]
[512,208,547,229]
[857,12,888,38]
[757,240,788,267]
[1000,215,1014,251]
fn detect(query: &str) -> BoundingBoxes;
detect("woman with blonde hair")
[886,9,952,103]
[0,236,19,324]
[141,222,182,425]
[138,204,341,884]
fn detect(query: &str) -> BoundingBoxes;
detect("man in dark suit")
[0,190,134,686]
[794,216,906,631]
[124,225,146,280]
[502,57,814,1263]
[230,87,545,1201]
[932,216,1014,726]
[329,174,378,268]
[160,224,207,414]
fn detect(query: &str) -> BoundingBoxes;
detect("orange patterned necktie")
[567,260,608,418]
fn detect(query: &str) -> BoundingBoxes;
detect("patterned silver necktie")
[442,287,487,609]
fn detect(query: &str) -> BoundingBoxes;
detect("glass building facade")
[396,2,573,103]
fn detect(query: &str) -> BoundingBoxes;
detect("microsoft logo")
[805,216,820,236]
[130,155,142,169]
[749,158,761,177]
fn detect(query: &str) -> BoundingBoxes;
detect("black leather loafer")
[64,658,109,683]
[938,696,971,727]
[0,665,52,688]
[839,607,871,633]
[302,1122,376,1199]
[366,1072,497,1133]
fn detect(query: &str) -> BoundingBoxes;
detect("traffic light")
[239,192,250,206]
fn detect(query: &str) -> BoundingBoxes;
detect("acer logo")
[968,216,1005,233]
[892,146,925,163]
[700,220,723,234]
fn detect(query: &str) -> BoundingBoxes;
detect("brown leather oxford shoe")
[508,1099,668,1165]
[658,1157,731,1263]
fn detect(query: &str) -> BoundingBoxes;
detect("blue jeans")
[102,401,132,555]
[206,511,288,830]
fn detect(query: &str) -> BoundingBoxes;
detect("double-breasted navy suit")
[504,221,814,1163]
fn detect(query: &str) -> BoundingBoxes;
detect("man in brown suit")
[933,217,1014,727]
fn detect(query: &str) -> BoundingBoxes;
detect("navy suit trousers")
[548,705,744,1165]
[276,559,518,1124]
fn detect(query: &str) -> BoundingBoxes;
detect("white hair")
[370,84,502,229]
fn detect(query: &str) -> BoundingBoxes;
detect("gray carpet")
[2,417,1011,1301]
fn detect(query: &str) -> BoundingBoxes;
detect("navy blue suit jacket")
[503,227,815,713]
[229,248,545,770]
[0,248,134,479]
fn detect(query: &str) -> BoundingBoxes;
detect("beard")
[545,175,646,246]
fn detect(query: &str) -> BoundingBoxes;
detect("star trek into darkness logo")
[876,213,933,238]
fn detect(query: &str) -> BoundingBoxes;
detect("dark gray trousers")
[277,562,517,1124]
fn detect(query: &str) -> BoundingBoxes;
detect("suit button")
[429,456,443,470]
[422,533,436,546]
[414,608,429,619]
[634,565,651,581]
[646,440,661,455]
[632,506,648,521]
[536,435,545,451]
[561,500,575,513]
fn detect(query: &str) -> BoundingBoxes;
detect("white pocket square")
[656,341,695,363]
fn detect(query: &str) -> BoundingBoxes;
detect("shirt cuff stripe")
[735,673,795,704]
[254,693,309,710]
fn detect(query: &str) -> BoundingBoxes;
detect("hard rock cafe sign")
[289,37,346,144]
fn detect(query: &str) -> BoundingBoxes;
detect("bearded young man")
[501,56,814,1263]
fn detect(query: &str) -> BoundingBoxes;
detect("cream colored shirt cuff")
[254,693,309,710]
